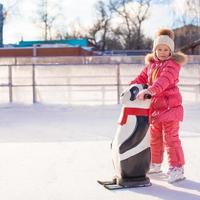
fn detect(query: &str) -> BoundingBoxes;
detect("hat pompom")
[156,29,174,40]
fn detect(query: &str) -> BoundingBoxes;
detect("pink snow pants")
[150,121,185,167]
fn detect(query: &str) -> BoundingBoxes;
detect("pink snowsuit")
[130,53,187,167]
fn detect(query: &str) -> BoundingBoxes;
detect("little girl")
[130,28,187,183]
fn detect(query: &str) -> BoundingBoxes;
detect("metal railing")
[0,63,199,104]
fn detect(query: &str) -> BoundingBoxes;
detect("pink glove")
[136,89,151,100]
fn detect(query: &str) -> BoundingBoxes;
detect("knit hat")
[153,29,175,52]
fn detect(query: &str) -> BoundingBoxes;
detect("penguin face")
[121,84,143,103]
[120,84,150,108]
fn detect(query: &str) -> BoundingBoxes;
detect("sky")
[0,0,187,44]
[1,0,99,44]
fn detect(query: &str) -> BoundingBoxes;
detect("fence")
[0,57,199,105]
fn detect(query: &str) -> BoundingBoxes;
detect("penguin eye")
[129,86,139,101]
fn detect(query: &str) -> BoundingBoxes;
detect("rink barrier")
[0,61,199,104]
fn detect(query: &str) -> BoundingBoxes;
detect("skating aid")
[98,84,152,190]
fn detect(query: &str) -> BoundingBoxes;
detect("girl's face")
[155,44,171,61]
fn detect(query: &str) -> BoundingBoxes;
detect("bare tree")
[179,38,200,54]
[134,0,151,48]
[172,0,200,28]
[50,0,152,51]
[87,0,113,51]
[172,0,200,54]
[109,0,151,49]
[55,21,86,40]
[109,0,133,49]
[0,0,19,46]
[36,0,62,40]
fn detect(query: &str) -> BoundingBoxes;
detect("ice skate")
[168,167,185,183]
[148,163,162,174]
[166,166,174,175]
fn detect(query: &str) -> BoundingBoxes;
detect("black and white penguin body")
[111,84,151,186]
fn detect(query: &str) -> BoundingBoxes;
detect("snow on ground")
[0,102,199,200]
